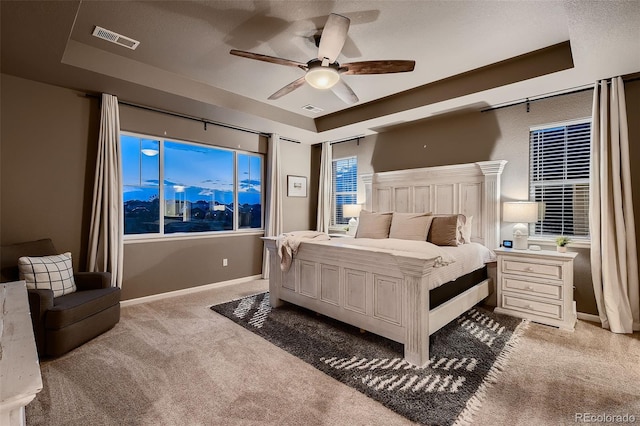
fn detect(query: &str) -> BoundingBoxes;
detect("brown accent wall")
[0,74,268,301]
[331,85,640,316]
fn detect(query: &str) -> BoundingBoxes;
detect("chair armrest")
[74,272,112,290]
[27,288,54,356]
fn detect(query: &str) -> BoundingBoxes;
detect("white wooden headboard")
[361,161,507,249]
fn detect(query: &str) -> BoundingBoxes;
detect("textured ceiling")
[2,1,639,144]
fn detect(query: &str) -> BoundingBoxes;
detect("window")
[122,136,160,235]
[332,156,357,225]
[122,133,263,237]
[529,119,591,239]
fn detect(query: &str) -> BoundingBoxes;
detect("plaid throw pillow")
[18,252,77,297]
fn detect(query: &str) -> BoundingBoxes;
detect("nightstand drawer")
[501,276,562,300]
[501,258,563,280]
[502,294,562,319]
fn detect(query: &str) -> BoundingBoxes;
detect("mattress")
[430,266,488,309]
[428,242,495,289]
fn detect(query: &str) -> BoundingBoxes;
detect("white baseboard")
[120,274,263,307]
[577,312,601,324]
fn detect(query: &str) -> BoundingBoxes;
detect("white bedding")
[322,237,456,267]
[276,231,331,271]
[311,238,494,291]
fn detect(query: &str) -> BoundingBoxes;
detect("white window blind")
[529,119,591,239]
[332,156,357,225]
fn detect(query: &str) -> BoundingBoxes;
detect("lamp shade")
[503,202,538,223]
[343,204,362,218]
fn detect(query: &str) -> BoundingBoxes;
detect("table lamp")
[503,201,538,250]
[343,204,362,236]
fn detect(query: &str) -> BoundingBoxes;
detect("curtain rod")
[84,93,301,143]
[279,136,301,144]
[480,85,592,113]
[481,75,640,113]
[328,135,364,146]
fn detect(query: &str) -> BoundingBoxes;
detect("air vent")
[302,104,324,113]
[92,26,140,50]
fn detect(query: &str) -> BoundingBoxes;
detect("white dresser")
[494,248,578,330]
[0,281,43,425]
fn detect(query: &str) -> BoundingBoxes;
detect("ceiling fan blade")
[317,14,350,63]
[268,76,307,100]
[340,60,416,75]
[230,49,307,69]
[331,79,359,104]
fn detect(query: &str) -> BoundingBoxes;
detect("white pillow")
[18,252,77,297]
[461,215,473,244]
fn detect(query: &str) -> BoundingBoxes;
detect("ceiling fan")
[230,13,415,105]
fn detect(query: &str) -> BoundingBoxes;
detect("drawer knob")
[525,267,534,272]
[527,304,533,309]
[527,286,534,290]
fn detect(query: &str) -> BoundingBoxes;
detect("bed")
[263,160,507,367]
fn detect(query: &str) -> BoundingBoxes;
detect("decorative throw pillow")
[18,252,77,297]
[461,215,473,244]
[355,210,393,239]
[428,215,460,246]
[389,212,434,241]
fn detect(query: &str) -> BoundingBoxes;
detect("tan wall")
[119,104,267,154]
[1,74,98,267]
[330,84,640,316]
[122,234,263,300]
[4,73,637,306]
[625,80,640,275]
[280,140,314,232]
[0,74,275,301]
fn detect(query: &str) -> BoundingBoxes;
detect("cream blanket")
[276,231,330,271]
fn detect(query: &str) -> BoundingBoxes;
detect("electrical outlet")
[223,258,228,267]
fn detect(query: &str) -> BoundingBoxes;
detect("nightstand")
[494,247,578,330]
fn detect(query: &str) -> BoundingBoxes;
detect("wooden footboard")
[264,238,480,367]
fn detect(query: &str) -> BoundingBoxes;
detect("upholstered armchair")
[0,238,121,358]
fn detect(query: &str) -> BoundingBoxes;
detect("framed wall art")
[287,175,307,197]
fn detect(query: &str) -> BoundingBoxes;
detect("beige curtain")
[590,77,640,333]
[316,142,333,232]
[262,134,283,279]
[87,94,123,287]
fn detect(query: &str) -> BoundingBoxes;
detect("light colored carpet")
[26,279,640,425]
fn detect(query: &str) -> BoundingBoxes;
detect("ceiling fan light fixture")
[304,67,340,89]
[230,13,414,103]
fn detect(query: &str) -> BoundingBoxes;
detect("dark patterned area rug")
[211,292,528,426]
